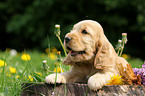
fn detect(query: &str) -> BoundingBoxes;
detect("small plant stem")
[56,35,67,56]
[58,52,64,72]
[42,64,46,78]
[53,66,57,94]
[47,37,51,62]
[24,50,31,75]
[117,48,120,55]
[64,84,67,96]
[2,51,7,91]
[119,43,125,56]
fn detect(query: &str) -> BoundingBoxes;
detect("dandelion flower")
[0,60,7,67]
[10,49,17,56]
[42,60,47,64]
[48,53,57,61]
[55,24,60,36]
[36,72,42,76]
[57,51,61,54]
[9,66,16,73]
[122,54,130,59]
[45,48,50,54]
[28,75,33,81]
[122,33,127,44]
[54,62,59,66]
[51,47,58,53]
[54,67,64,73]
[16,75,20,78]
[106,74,124,85]
[55,24,60,28]
[21,54,31,61]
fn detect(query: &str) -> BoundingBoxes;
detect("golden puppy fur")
[45,20,128,90]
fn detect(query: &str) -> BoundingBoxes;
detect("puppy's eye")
[82,30,88,34]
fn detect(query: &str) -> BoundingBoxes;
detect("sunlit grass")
[121,54,143,68]
[0,49,143,95]
[0,49,69,95]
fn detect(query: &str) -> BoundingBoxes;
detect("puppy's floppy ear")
[94,33,115,69]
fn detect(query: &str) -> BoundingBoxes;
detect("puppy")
[45,20,128,90]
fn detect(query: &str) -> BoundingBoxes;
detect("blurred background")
[0,0,145,59]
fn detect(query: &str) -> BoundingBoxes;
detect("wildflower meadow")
[0,25,144,96]
[0,48,70,95]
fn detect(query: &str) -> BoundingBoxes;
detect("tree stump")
[21,83,145,96]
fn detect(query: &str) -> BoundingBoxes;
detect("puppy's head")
[64,20,104,63]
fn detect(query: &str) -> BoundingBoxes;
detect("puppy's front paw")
[45,74,66,84]
[88,76,106,91]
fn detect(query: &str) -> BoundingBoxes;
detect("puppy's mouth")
[70,51,86,56]
[67,46,86,56]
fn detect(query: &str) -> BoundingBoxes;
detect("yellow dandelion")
[6,72,11,77]
[28,75,33,81]
[48,53,57,61]
[16,75,20,78]
[106,74,124,85]
[45,48,50,54]
[36,72,42,76]
[122,54,130,59]
[54,67,64,73]
[51,47,58,53]
[0,60,7,67]
[54,62,59,66]
[21,54,31,61]
[57,51,61,55]
[9,66,16,73]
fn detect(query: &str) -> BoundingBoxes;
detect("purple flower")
[142,63,145,68]
[133,61,145,85]
[133,68,140,75]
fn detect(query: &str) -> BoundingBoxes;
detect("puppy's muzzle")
[64,37,71,43]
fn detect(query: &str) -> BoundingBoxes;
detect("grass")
[0,49,144,95]
[0,49,69,96]
[128,58,143,68]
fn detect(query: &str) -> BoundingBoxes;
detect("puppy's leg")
[45,70,82,84]
[88,69,115,91]
[45,73,67,84]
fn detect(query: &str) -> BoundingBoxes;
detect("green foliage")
[0,0,145,58]
[0,50,70,95]
[0,50,143,95]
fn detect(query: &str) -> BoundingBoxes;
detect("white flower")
[42,60,47,64]
[118,40,122,43]
[10,49,17,56]
[55,24,60,28]
[55,24,60,35]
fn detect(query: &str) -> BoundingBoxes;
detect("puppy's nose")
[65,37,71,43]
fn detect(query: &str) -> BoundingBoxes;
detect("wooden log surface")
[21,82,145,96]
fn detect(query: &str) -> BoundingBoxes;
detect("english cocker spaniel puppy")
[45,20,128,90]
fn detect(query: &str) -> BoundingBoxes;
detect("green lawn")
[0,49,69,96]
[0,49,143,95]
